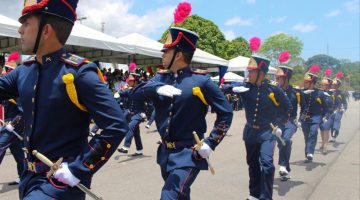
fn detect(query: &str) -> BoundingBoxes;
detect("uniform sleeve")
[320,91,329,117]
[131,75,169,102]
[341,92,348,110]
[275,87,293,120]
[0,68,20,100]
[67,63,129,181]
[202,77,233,150]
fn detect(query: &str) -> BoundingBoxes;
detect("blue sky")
[1,0,359,61]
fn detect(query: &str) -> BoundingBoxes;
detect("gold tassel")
[316,97,322,105]
[62,73,87,112]
[192,87,209,106]
[9,99,17,105]
[296,92,301,105]
[269,92,279,107]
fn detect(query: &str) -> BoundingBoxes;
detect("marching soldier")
[132,27,233,199]
[300,65,328,162]
[0,1,129,199]
[319,68,336,154]
[232,46,292,198]
[118,73,146,156]
[274,51,306,181]
[329,72,347,143]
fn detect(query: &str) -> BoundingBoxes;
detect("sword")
[0,119,23,141]
[192,131,215,175]
[270,123,286,146]
[32,150,104,200]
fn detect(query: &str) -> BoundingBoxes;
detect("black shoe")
[117,148,128,154]
[8,181,19,186]
[131,152,143,156]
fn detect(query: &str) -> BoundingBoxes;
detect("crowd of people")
[0,1,353,200]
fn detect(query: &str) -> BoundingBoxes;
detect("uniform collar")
[176,66,191,76]
[38,48,66,67]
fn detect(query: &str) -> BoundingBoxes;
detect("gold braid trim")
[296,92,300,105]
[269,92,279,107]
[316,97,322,105]
[332,95,335,104]
[62,73,88,112]
[192,87,209,106]
[97,68,106,83]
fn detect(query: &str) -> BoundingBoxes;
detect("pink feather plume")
[129,62,136,72]
[249,37,261,53]
[278,51,291,63]
[174,2,192,24]
[324,68,332,77]
[336,71,343,79]
[7,51,20,62]
[309,64,320,73]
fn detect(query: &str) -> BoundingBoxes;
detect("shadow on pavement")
[331,141,345,148]
[291,160,326,171]
[0,182,18,194]
[114,154,152,163]
[273,178,305,196]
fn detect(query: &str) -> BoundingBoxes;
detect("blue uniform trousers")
[0,130,24,177]
[160,167,200,200]
[124,113,143,151]
[19,171,86,200]
[245,139,276,200]
[277,121,297,172]
[331,110,343,138]
[301,122,319,156]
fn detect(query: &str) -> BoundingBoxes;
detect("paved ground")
[0,100,359,200]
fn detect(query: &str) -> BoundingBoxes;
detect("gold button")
[32,111,34,116]
[254,114,257,117]
[89,164,94,169]
[101,157,105,161]
[169,112,172,115]
[32,98,34,103]
[27,136,30,142]
[30,125,32,129]
[256,98,259,101]
[256,103,259,106]
[170,103,173,107]
[253,119,256,122]
[166,128,169,132]
[106,144,111,149]
[168,120,171,123]
[255,108,258,112]
[257,92,260,95]
[33,85,36,90]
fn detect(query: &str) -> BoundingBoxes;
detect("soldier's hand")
[5,123,15,132]
[275,128,282,138]
[53,162,80,187]
[197,142,213,158]
[303,90,314,94]
[232,86,249,93]
[322,117,327,123]
[156,85,182,98]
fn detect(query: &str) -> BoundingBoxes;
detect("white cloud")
[77,0,173,37]
[223,30,236,40]
[268,16,287,24]
[344,0,359,13]
[292,23,317,33]
[225,17,254,26]
[325,10,341,17]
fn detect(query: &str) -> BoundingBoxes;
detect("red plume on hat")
[173,2,192,24]
[249,37,261,53]
[336,71,343,79]
[129,62,136,72]
[309,64,320,74]
[7,51,20,62]
[278,51,291,63]
[324,68,332,77]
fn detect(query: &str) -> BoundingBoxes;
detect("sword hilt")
[192,131,215,175]
[32,150,63,178]
[269,123,286,146]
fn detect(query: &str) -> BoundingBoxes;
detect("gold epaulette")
[192,87,209,105]
[269,92,280,107]
[60,53,88,67]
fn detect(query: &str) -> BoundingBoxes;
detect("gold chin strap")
[62,73,88,112]
[296,92,301,105]
[269,92,279,106]
[192,87,209,106]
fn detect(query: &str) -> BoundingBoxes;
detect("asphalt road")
[0,100,359,200]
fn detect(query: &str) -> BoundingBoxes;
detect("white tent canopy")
[211,72,244,82]
[117,33,229,68]
[0,14,134,63]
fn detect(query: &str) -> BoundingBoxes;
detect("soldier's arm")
[275,87,293,118]
[202,76,233,150]
[68,63,129,181]
[0,67,20,100]
[320,91,329,117]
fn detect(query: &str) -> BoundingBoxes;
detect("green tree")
[305,54,340,69]
[260,33,303,66]
[224,37,251,59]
[159,15,227,58]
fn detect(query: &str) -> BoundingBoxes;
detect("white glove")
[53,162,80,187]
[303,90,314,94]
[232,86,249,93]
[197,142,213,158]
[275,128,282,138]
[113,92,120,99]
[323,92,330,96]
[156,85,182,98]
[5,124,15,132]
[340,108,345,113]
[322,117,327,123]
[297,121,302,127]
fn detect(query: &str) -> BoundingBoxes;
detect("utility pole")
[101,22,105,33]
